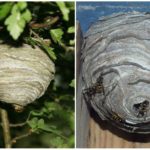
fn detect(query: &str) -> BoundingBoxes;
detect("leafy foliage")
[0,1,74,148]
[0,3,13,21]
[50,28,63,44]
[4,2,31,40]
[56,2,70,21]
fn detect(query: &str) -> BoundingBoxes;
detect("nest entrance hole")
[133,100,149,118]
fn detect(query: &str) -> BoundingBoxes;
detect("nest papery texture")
[82,12,150,133]
[0,43,55,106]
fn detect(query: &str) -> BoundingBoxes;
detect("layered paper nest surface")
[0,43,55,106]
[82,12,150,133]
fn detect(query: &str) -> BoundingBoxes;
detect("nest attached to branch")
[0,43,55,109]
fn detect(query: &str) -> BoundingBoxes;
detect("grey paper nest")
[0,43,55,107]
[81,12,150,134]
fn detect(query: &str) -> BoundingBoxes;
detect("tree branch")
[11,131,32,144]
[0,111,31,128]
[9,122,27,127]
[0,122,26,127]
[0,108,12,148]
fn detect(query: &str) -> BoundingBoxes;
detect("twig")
[0,108,12,148]
[60,42,74,51]
[31,29,74,52]
[29,16,59,29]
[11,131,32,144]
[0,111,31,128]
[30,30,50,47]
[9,112,32,128]
[30,29,42,40]
[0,122,26,127]
[9,122,27,127]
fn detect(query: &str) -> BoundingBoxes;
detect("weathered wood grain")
[76,21,90,148]
[88,110,150,148]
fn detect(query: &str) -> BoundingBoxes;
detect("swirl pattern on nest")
[0,43,55,106]
[82,12,150,133]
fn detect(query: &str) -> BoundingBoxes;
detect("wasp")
[83,76,105,102]
[111,112,124,123]
[106,108,125,124]
[133,100,149,118]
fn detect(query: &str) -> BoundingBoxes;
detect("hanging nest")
[82,12,150,134]
[0,42,55,109]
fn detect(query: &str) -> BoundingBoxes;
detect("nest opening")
[133,100,149,118]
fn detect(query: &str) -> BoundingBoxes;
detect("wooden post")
[88,114,150,148]
[76,21,90,148]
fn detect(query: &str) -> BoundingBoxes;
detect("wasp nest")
[0,43,55,107]
[82,12,150,134]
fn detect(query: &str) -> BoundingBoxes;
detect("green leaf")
[58,94,73,102]
[49,137,64,148]
[38,124,66,139]
[4,3,32,40]
[31,110,44,116]
[26,37,56,60]
[27,117,38,130]
[42,45,56,60]
[56,2,70,21]
[44,102,61,112]
[69,79,74,88]
[17,2,27,11]
[67,26,74,33]
[5,11,24,40]
[37,119,45,128]
[34,117,63,137]
[69,112,74,131]
[24,37,36,47]
[22,9,32,22]
[50,28,63,44]
[0,3,13,21]
[69,40,74,45]
[68,135,74,147]
[11,4,18,14]
[66,2,74,10]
